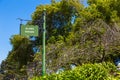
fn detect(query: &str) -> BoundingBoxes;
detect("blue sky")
[0,0,88,64]
[0,0,50,64]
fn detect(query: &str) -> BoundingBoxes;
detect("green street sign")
[21,24,39,37]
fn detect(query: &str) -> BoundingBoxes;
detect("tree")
[1,35,34,79]
[31,0,84,44]
[87,0,120,22]
[32,0,120,75]
[8,35,34,69]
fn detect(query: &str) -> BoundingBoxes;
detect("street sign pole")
[20,23,22,35]
[17,9,46,76]
[18,18,22,35]
[42,8,46,76]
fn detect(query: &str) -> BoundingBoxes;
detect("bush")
[71,63,108,80]
[31,62,116,80]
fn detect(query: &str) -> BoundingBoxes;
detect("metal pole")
[42,8,46,76]
[17,18,22,35]
[20,23,22,35]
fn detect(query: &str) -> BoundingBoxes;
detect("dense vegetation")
[32,62,118,80]
[1,0,120,79]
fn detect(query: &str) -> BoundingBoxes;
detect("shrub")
[31,62,116,80]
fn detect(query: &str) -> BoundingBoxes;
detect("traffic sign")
[20,24,39,37]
